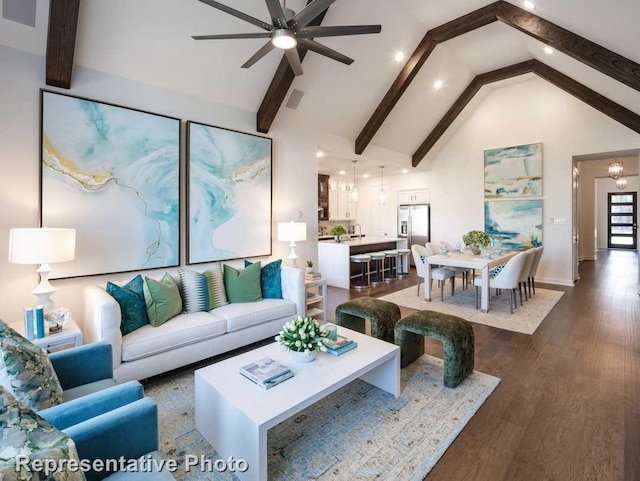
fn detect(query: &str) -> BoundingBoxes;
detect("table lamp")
[8,228,76,312]
[277,221,307,266]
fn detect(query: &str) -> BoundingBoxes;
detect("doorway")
[608,191,637,249]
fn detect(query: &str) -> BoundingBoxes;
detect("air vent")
[3,0,37,27]
[285,89,305,110]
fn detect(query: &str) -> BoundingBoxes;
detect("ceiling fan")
[192,0,382,76]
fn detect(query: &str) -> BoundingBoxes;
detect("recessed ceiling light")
[401,169,408,174]
[339,170,346,175]
[434,79,443,90]
[394,51,405,63]
[544,46,554,55]
[523,1,536,10]
[363,173,370,178]
[316,150,325,158]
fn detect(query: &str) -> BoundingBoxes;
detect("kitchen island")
[318,236,409,289]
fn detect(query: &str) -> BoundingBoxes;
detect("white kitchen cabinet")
[397,189,430,205]
[329,179,356,220]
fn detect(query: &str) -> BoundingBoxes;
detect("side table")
[305,278,327,322]
[10,319,83,352]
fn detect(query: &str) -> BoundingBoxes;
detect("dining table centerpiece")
[275,316,328,362]
[462,230,491,255]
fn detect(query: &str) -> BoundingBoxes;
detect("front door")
[608,192,637,249]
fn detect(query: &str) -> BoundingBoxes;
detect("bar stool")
[396,248,411,278]
[383,250,399,282]
[368,252,386,286]
[350,254,371,289]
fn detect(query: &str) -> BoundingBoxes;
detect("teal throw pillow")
[143,273,183,327]
[244,259,283,299]
[223,262,262,303]
[178,268,212,313]
[0,321,64,411]
[107,275,150,336]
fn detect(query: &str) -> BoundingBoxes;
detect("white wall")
[421,77,640,286]
[595,176,639,249]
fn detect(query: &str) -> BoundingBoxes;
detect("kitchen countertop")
[319,236,404,246]
[317,234,366,241]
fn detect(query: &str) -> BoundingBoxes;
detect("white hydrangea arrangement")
[275,316,328,354]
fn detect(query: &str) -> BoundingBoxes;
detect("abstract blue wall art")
[484,143,542,198]
[485,200,543,250]
[40,90,181,278]
[186,121,272,264]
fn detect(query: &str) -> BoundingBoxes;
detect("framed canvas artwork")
[484,200,543,250]
[186,121,272,264]
[484,143,542,198]
[40,90,181,278]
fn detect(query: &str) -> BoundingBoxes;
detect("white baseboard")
[580,256,596,261]
[537,276,575,287]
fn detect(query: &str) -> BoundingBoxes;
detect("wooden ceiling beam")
[46,0,81,89]
[411,59,640,166]
[496,0,640,93]
[355,3,498,154]
[256,2,329,134]
[358,1,640,156]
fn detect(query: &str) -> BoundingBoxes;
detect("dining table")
[424,249,518,313]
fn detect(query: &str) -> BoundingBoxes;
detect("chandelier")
[616,177,627,190]
[608,160,623,179]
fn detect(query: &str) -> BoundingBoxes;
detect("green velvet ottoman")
[335,297,401,344]
[394,310,474,388]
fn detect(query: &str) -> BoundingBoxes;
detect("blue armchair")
[40,382,175,481]
[48,342,118,402]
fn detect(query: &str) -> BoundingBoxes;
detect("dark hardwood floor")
[324,249,639,481]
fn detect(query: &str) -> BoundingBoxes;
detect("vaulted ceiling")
[2,0,640,176]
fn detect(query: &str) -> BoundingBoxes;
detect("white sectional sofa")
[83,266,305,382]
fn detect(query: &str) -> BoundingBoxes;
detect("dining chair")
[473,251,527,314]
[528,246,544,296]
[518,248,536,305]
[412,244,456,301]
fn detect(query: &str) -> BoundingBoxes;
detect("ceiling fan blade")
[285,48,304,76]
[241,41,277,68]
[265,0,288,28]
[197,0,273,31]
[289,0,337,29]
[192,32,272,40]
[297,25,382,38]
[298,38,353,65]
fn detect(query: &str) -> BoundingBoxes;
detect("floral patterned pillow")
[0,321,63,411]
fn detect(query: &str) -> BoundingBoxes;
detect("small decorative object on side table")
[11,316,83,352]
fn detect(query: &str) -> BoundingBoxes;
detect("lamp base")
[31,263,56,313]
[288,242,299,266]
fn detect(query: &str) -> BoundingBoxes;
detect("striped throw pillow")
[203,266,229,309]
[178,268,210,313]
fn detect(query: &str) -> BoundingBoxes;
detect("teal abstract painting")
[187,121,272,264]
[485,200,543,250]
[484,143,542,198]
[40,91,180,278]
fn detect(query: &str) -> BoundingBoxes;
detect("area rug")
[378,284,564,335]
[145,355,499,481]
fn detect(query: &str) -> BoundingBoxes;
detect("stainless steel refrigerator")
[398,204,430,265]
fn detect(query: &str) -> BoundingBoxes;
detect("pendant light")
[616,177,627,190]
[608,160,623,179]
[350,160,359,203]
[379,166,386,205]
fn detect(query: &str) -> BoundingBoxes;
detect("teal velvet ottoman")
[335,297,401,343]
[394,310,474,388]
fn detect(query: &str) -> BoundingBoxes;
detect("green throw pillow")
[143,273,183,327]
[107,275,150,336]
[244,259,283,299]
[0,321,63,411]
[223,262,262,303]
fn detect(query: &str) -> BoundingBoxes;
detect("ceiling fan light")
[272,29,297,49]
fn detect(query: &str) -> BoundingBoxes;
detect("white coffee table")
[195,326,400,481]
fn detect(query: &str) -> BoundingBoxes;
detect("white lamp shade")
[277,222,307,242]
[8,228,76,264]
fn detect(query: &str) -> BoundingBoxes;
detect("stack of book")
[305,271,322,281]
[324,334,357,356]
[239,358,293,389]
